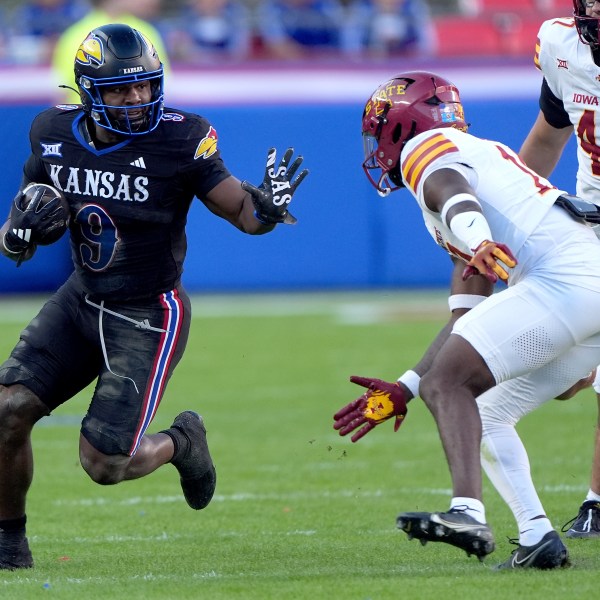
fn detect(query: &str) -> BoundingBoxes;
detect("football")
[19,183,70,245]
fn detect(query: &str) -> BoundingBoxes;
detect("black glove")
[3,184,67,266]
[241,148,309,225]
[2,229,36,266]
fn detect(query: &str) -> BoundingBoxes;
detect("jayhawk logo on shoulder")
[75,33,104,68]
[194,126,218,160]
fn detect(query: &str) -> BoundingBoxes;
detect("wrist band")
[448,294,487,311]
[397,369,420,398]
[449,210,493,251]
[440,193,479,226]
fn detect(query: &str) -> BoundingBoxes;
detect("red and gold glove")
[462,240,517,283]
[333,376,408,443]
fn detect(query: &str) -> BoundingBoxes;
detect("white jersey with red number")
[536,17,600,204]
[400,127,565,282]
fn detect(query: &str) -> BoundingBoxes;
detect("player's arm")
[412,257,492,374]
[423,168,517,283]
[519,78,573,178]
[398,257,492,388]
[519,112,572,178]
[0,174,36,263]
[333,258,493,442]
[203,147,308,234]
[202,175,275,234]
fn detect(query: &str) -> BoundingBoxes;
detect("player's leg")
[420,333,493,501]
[589,391,600,497]
[0,277,101,569]
[563,382,600,538]
[0,386,48,519]
[399,276,600,560]
[479,378,551,537]
[477,366,587,569]
[0,384,47,569]
[78,287,216,509]
[397,332,496,560]
[77,431,174,481]
[80,411,215,510]
[479,342,599,530]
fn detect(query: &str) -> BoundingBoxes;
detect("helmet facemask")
[78,70,164,136]
[362,98,398,196]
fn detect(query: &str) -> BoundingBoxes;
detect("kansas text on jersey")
[26,105,230,300]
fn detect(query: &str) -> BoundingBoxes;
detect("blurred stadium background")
[3,4,600,595]
[0,0,577,295]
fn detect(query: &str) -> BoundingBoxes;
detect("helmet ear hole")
[392,124,403,144]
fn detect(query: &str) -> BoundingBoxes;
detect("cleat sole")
[396,511,495,559]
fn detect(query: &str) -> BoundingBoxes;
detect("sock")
[519,517,553,547]
[450,497,486,524]
[585,489,600,503]
[0,515,27,534]
[160,426,187,464]
[480,419,547,530]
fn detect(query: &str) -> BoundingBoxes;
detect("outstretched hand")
[333,376,408,442]
[241,147,309,225]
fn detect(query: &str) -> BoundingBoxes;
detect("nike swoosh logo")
[467,219,476,228]
[512,539,552,566]
[434,517,489,535]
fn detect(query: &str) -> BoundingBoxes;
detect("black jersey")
[25,105,231,301]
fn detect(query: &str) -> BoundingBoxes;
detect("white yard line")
[0,291,448,324]
[50,483,584,509]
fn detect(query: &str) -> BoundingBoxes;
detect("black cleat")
[164,411,216,510]
[495,531,569,570]
[562,500,600,539]
[0,534,33,570]
[397,508,495,561]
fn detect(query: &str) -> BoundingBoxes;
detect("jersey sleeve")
[25,109,59,183]
[539,77,572,129]
[178,116,232,200]
[400,130,476,200]
[22,154,49,183]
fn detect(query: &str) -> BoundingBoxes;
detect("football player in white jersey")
[333,70,600,569]
[520,0,600,539]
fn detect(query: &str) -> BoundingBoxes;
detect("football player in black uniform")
[0,23,308,570]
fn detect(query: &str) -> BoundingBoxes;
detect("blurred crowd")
[0,0,442,66]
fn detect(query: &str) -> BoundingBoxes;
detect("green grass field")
[0,291,598,599]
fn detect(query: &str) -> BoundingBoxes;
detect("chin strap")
[58,84,79,95]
